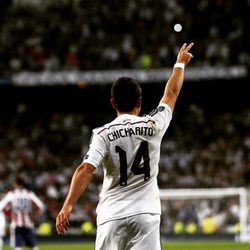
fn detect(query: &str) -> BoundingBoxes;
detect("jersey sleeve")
[147,103,172,135]
[83,129,107,169]
[29,192,45,213]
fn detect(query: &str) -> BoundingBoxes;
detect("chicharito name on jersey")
[108,126,153,141]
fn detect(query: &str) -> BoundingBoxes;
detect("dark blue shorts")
[13,227,37,247]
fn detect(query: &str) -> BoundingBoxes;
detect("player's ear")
[111,97,117,110]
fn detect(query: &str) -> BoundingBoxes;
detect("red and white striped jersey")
[0,188,44,228]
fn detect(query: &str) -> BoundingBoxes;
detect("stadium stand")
[0,0,249,74]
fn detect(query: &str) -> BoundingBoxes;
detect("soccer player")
[0,177,45,250]
[56,42,194,249]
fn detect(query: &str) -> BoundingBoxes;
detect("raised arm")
[160,43,194,112]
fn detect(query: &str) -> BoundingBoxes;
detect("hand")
[55,206,72,235]
[176,43,194,65]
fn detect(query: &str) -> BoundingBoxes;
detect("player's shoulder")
[91,115,130,133]
[27,190,34,195]
[96,115,146,129]
[92,121,113,135]
[2,190,15,200]
[7,189,15,195]
[146,103,172,117]
[7,190,14,194]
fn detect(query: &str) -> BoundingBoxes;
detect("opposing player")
[56,43,194,249]
[0,177,44,250]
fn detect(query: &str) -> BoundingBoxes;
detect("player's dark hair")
[14,176,27,188]
[111,77,142,112]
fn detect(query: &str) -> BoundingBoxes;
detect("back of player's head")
[111,77,142,112]
[14,176,27,188]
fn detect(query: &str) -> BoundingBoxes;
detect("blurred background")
[0,0,250,241]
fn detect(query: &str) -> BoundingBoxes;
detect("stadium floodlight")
[160,187,250,242]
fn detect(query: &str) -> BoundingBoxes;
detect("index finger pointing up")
[185,43,194,52]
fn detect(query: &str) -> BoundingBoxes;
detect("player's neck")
[117,108,140,117]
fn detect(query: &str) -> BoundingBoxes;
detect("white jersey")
[83,103,172,225]
[0,188,44,228]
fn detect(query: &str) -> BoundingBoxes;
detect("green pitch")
[3,242,250,250]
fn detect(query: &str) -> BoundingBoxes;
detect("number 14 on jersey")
[115,141,150,186]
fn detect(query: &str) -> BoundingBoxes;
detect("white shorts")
[95,213,161,250]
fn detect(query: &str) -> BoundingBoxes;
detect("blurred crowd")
[0,103,249,234]
[161,197,243,235]
[0,0,250,75]
[159,104,250,189]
